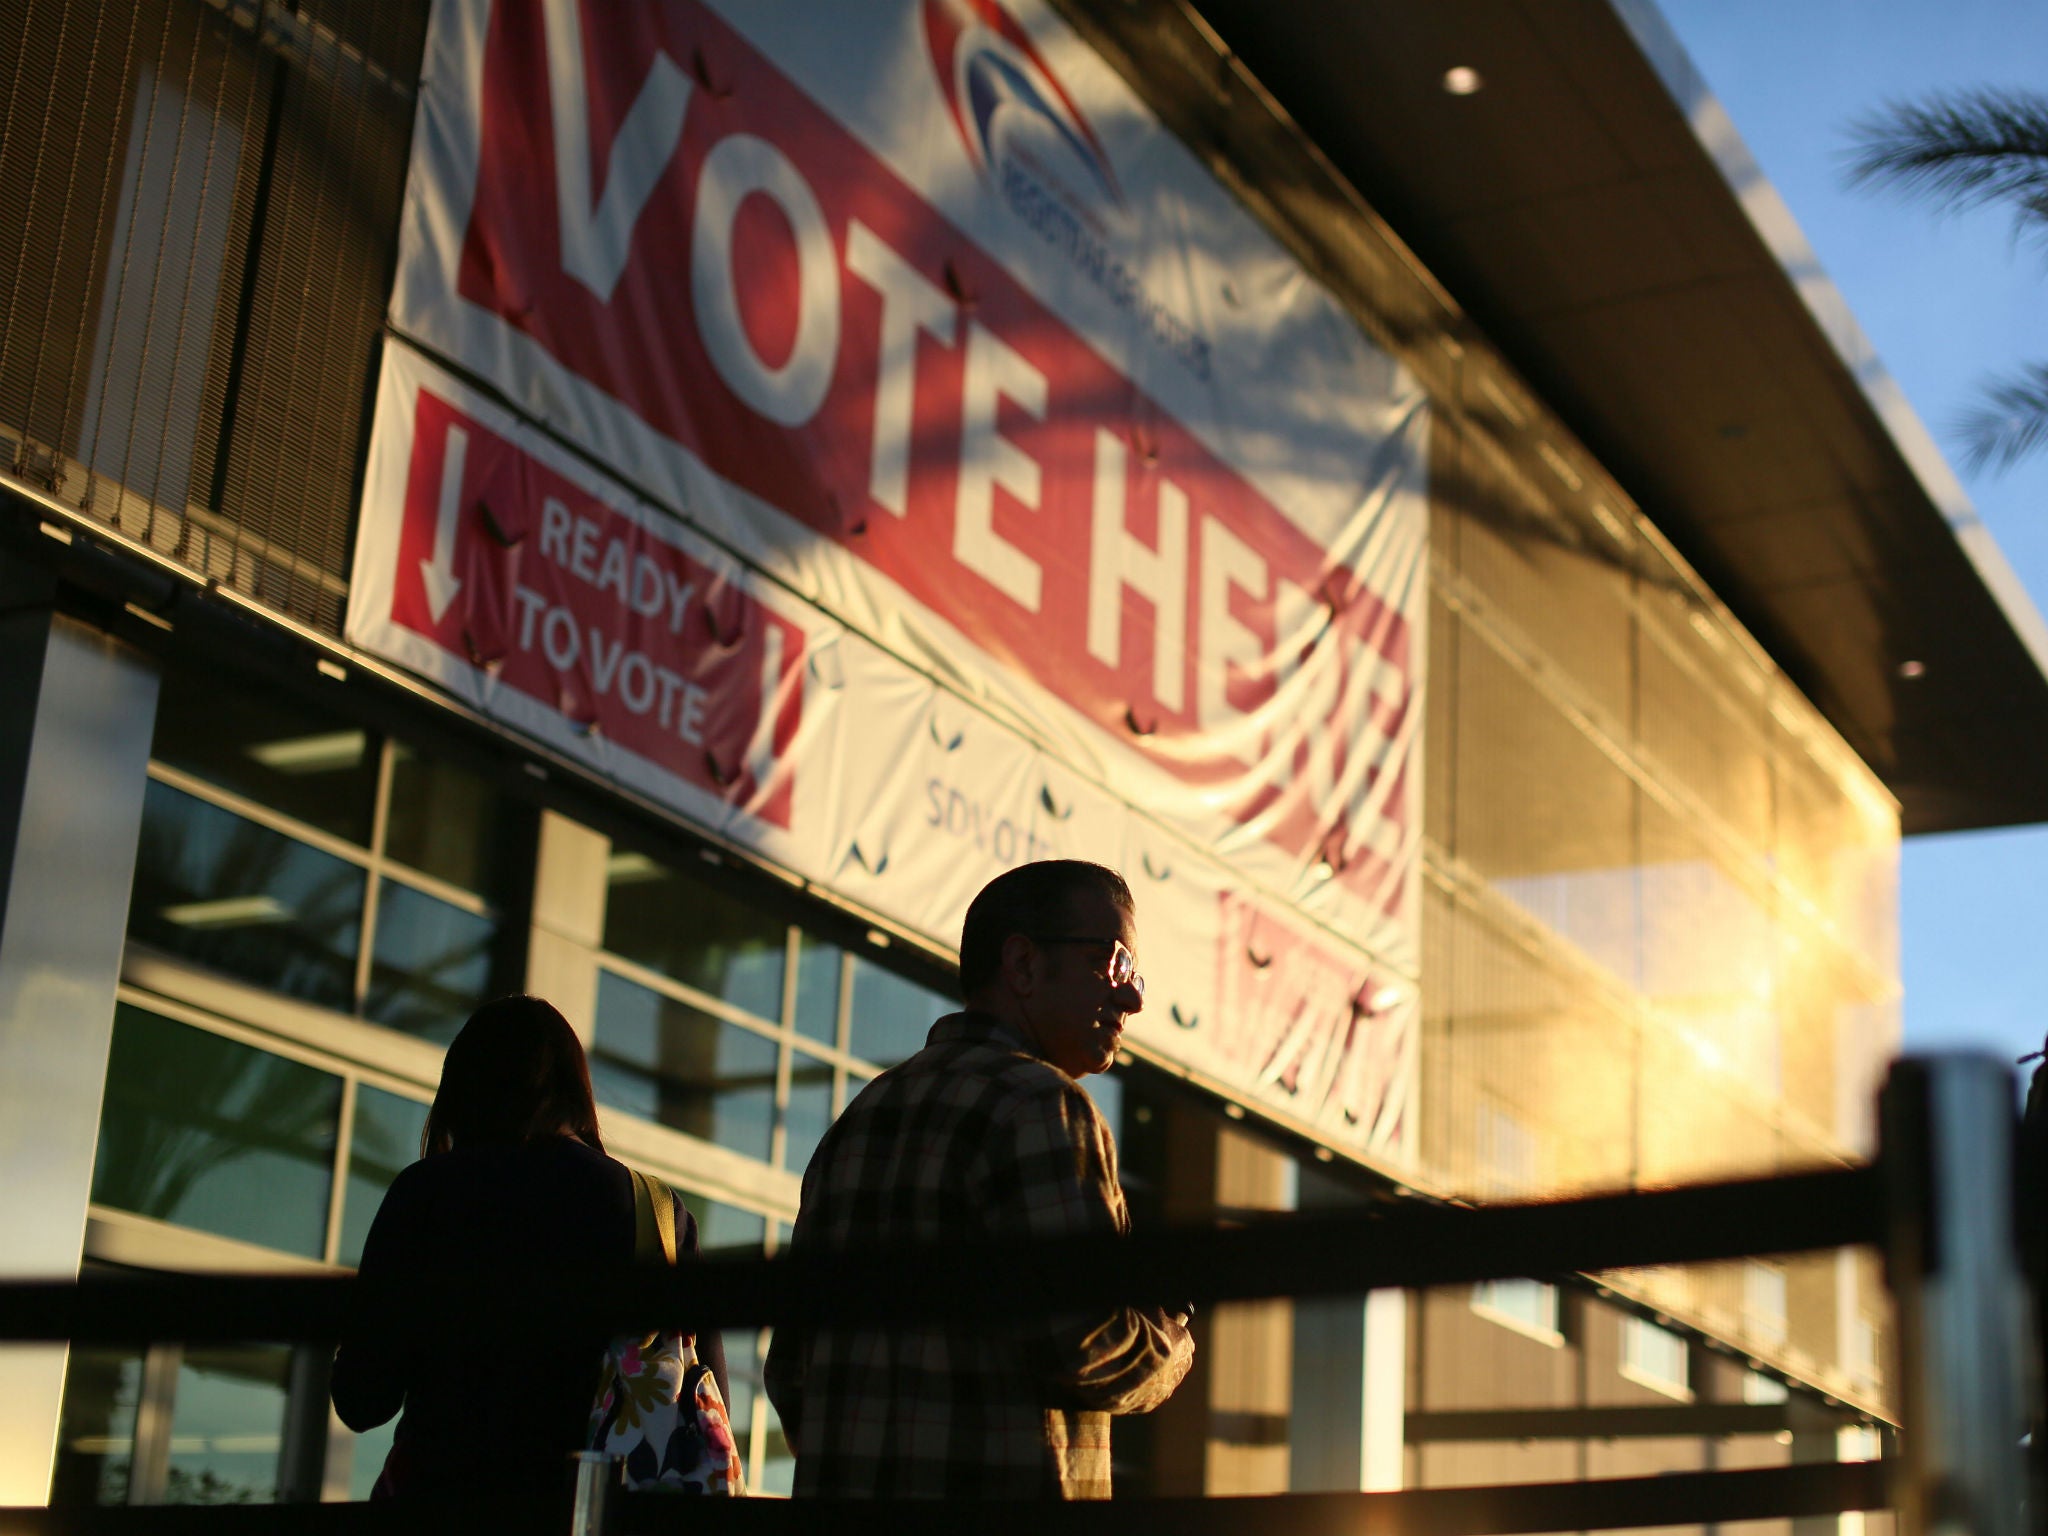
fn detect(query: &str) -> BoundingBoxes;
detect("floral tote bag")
[585,1169,745,1494]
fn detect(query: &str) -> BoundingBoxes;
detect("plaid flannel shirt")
[763,1010,1194,1499]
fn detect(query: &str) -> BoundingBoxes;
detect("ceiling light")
[1442,66,1483,96]
[161,895,292,929]
[604,851,667,885]
[246,730,367,773]
[1898,659,1926,679]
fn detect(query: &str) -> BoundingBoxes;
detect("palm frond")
[1955,360,2048,475]
[1846,88,2048,231]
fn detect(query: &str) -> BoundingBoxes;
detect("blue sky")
[1656,0,2048,1066]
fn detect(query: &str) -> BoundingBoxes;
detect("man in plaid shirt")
[764,860,1195,1498]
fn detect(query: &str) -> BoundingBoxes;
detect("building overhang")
[1165,0,2048,835]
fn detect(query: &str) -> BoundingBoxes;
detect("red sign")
[388,387,804,825]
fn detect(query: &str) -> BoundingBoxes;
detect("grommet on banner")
[479,496,521,546]
[929,716,963,751]
[943,259,976,311]
[808,645,845,690]
[690,46,731,100]
[1141,851,1172,881]
[1170,1003,1199,1030]
[461,627,504,668]
[1038,783,1071,820]
[1123,705,1155,736]
[702,592,747,649]
[848,839,888,876]
[704,749,738,788]
[1247,945,1272,969]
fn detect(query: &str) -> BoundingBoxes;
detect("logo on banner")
[922,0,1210,382]
[923,0,1120,205]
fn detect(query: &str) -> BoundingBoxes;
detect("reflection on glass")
[346,1419,397,1502]
[364,881,500,1045]
[129,780,365,1013]
[680,1196,767,1255]
[758,1385,795,1497]
[163,1346,292,1504]
[784,1054,833,1174]
[846,957,949,1067]
[590,972,777,1161]
[338,1085,430,1268]
[384,746,523,899]
[793,934,842,1045]
[92,1006,341,1259]
[1081,1067,1123,1136]
[603,851,784,1021]
[840,1071,873,1116]
[151,669,378,843]
[50,1346,144,1506]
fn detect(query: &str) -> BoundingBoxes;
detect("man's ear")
[999,931,1038,996]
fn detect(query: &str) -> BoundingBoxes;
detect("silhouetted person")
[764,860,1193,1498]
[331,995,728,1501]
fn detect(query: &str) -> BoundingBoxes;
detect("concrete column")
[525,811,608,1042]
[0,592,159,1504]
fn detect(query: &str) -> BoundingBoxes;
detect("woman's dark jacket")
[331,1137,729,1500]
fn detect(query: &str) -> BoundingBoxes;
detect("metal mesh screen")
[0,0,425,635]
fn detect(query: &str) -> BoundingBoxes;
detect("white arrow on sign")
[422,424,469,625]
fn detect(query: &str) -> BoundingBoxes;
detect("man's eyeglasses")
[1032,935,1144,1000]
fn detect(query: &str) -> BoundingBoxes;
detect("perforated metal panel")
[0,0,426,635]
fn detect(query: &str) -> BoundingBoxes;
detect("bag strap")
[631,1168,680,1269]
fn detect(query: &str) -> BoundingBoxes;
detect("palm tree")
[1847,88,2048,474]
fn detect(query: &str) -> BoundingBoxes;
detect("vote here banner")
[383,0,1429,975]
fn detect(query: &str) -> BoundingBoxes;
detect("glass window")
[1743,1262,1789,1347]
[784,1052,834,1174]
[1471,1279,1562,1344]
[50,1346,145,1506]
[1619,1316,1691,1400]
[1082,1068,1123,1135]
[384,746,523,899]
[151,671,378,844]
[1743,1371,1789,1405]
[591,972,777,1161]
[163,1346,292,1504]
[680,1195,767,1255]
[846,956,949,1068]
[841,1069,873,1115]
[92,1005,341,1260]
[793,934,841,1046]
[347,1419,396,1502]
[338,1085,430,1268]
[129,781,365,1013]
[757,1385,794,1497]
[603,853,784,1021]
[363,881,500,1045]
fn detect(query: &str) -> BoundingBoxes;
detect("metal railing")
[0,1053,2028,1536]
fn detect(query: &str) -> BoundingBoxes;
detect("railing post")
[1881,1054,2030,1536]
[568,1450,619,1536]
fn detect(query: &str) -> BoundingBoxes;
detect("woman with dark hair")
[331,995,729,1500]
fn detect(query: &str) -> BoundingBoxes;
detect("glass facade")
[1419,390,1900,1403]
[130,671,528,1045]
[592,842,955,1176]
